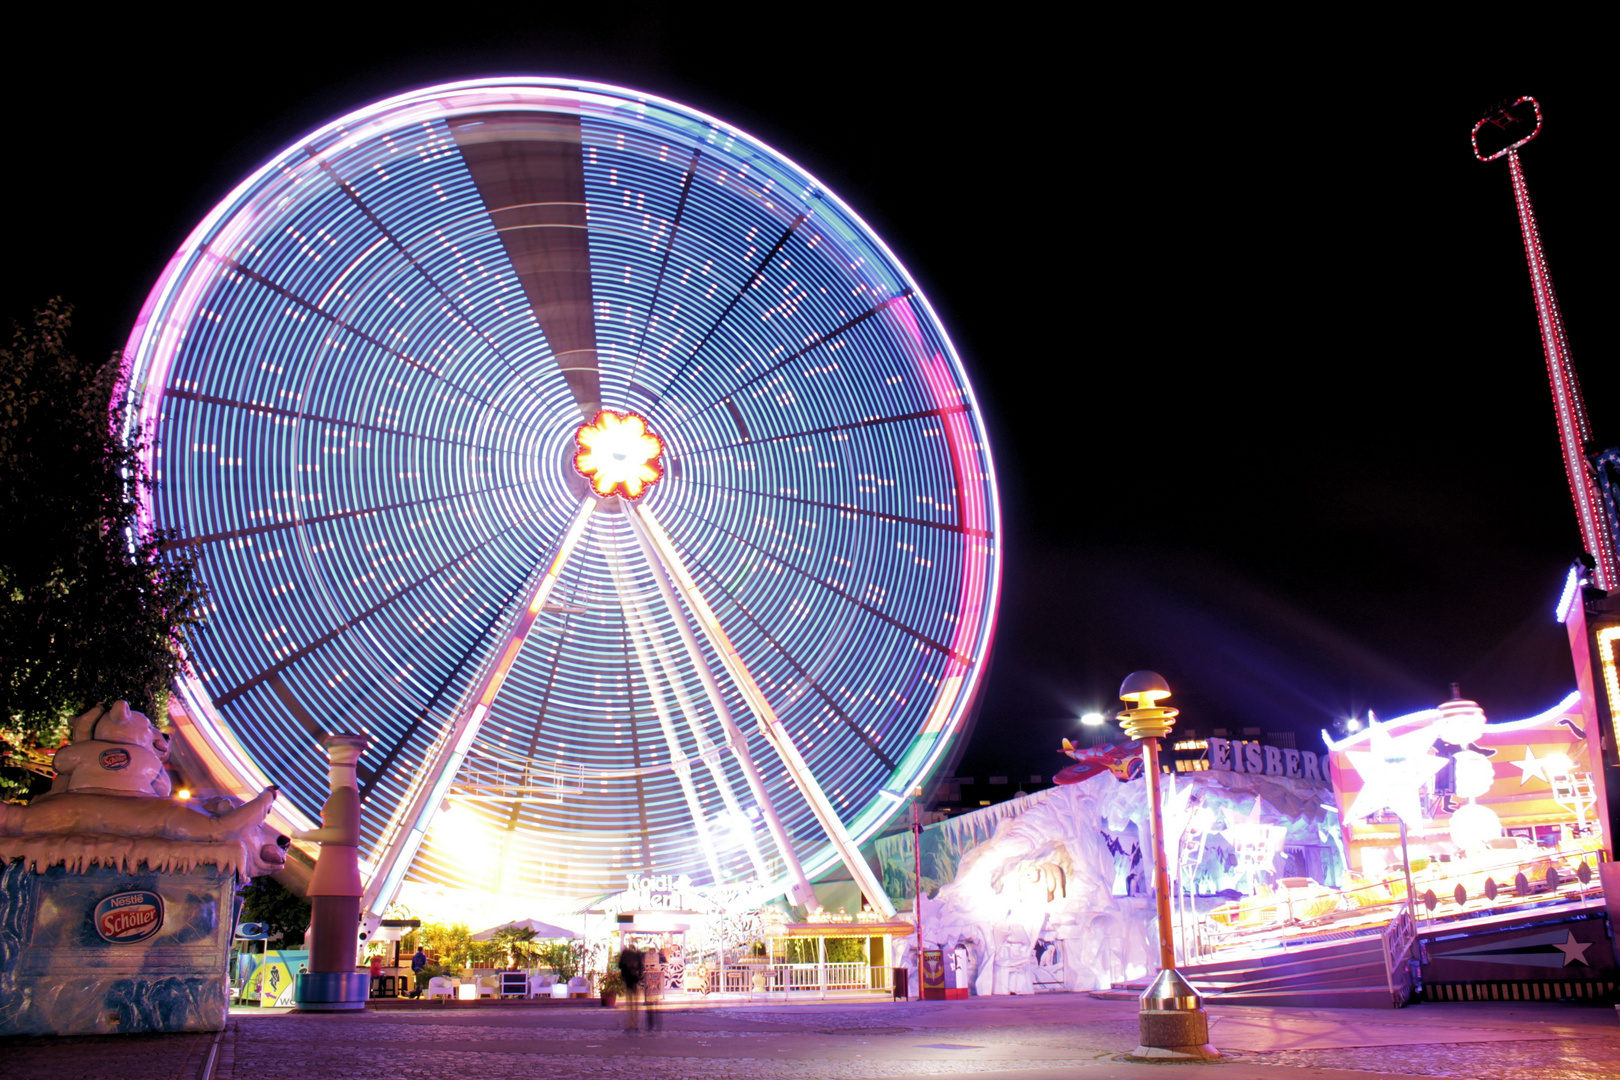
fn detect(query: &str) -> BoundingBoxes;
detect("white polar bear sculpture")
[0,702,286,880]
[47,701,172,798]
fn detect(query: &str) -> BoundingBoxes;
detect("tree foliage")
[239,875,311,947]
[490,925,539,968]
[418,921,476,970]
[535,939,588,979]
[0,300,203,800]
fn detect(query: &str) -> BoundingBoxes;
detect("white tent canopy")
[471,918,579,941]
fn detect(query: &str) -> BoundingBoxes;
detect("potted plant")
[741,942,771,990]
[598,969,624,1007]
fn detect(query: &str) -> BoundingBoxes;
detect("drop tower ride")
[1472,96,1619,588]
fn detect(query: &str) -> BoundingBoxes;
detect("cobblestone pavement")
[4,995,1617,1079]
[0,1028,218,1080]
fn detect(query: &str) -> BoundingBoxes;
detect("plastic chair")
[567,975,590,998]
[425,976,457,1001]
[528,974,556,999]
[476,976,498,999]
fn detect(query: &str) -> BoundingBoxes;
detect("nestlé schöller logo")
[93,890,165,943]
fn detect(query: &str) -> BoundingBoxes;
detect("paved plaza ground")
[5,993,1619,1080]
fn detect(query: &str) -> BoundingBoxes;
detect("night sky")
[4,21,1613,786]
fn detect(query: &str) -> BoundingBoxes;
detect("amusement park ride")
[1090,98,1620,1008]
[121,79,1002,945]
[1472,96,1620,866]
[1471,96,1620,594]
[87,86,1620,1008]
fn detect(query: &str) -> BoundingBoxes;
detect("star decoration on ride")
[1218,796,1285,855]
[1342,720,1447,829]
[1553,930,1592,967]
[1511,746,1546,786]
[574,409,664,499]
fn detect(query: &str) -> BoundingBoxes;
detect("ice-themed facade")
[0,703,283,1035]
[876,766,1341,994]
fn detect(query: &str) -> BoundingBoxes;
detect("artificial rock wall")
[879,767,1342,994]
[0,861,238,1035]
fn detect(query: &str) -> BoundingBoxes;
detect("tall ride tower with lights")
[1476,98,1620,873]
[1472,97,1619,589]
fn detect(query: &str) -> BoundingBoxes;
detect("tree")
[490,925,538,968]
[0,300,203,801]
[535,939,587,979]
[418,922,476,971]
[239,875,311,947]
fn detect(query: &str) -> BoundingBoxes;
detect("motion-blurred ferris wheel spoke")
[624,148,699,391]
[208,504,546,710]
[621,500,816,907]
[631,505,897,917]
[360,494,598,926]
[604,526,729,884]
[663,290,916,429]
[189,246,549,431]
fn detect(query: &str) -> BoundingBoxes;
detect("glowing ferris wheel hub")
[122,77,1002,922]
[574,409,664,500]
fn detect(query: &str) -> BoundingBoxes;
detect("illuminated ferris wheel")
[125,79,1000,923]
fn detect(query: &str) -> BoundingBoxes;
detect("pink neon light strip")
[895,299,994,734]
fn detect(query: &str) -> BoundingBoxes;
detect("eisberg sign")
[1205,738,1325,782]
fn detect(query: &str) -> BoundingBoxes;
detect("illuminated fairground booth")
[120,78,1002,994]
[1326,693,1601,914]
[852,96,1620,1009]
[566,873,912,997]
[870,574,1620,1006]
[864,689,1613,1005]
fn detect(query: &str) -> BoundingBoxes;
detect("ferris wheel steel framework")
[123,79,1002,933]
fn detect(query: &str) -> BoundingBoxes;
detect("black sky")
[3,18,1613,783]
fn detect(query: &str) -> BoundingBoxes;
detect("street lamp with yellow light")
[1117,671,1218,1061]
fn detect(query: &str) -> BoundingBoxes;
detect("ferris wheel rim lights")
[120,76,1004,906]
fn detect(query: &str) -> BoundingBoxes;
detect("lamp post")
[1116,672,1217,1060]
[912,790,924,1001]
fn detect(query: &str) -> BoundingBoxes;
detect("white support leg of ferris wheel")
[603,529,727,883]
[358,495,598,936]
[632,505,898,918]
[629,593,774,882]
[622,504,820,912]
[605,517,769,881]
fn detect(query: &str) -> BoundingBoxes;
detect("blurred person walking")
[617,945,644,1032]
[643,946,665,1030]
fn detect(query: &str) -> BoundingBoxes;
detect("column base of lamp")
[293,972,370,1011]
[1128,1009,1219,1060]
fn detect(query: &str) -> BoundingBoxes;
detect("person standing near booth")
[643,947,665,1030]
[411,947,427,998]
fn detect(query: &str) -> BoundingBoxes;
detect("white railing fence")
[698,962,890,997]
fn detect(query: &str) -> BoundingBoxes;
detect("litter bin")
[892,967,908,1000]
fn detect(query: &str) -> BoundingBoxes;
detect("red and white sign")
[93,890,165,943]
